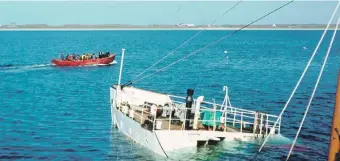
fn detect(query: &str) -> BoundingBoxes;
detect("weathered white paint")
[193,96,204,130]
[114,85,172,106]
[156,130,258,151]
[111,86,168,157]
[110,85,279,158]
[113,107,168,157]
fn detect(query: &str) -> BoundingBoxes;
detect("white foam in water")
[23,64,52,68]
[166,134,292,160]
[0,66,16,69]
[0,63,54,73]
[221,134,291,148]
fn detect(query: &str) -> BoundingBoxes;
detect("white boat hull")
[111,103,169,157]
[110,86,272,158]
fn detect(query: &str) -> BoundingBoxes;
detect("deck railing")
[118,94,281,135]
[168,95,281,134]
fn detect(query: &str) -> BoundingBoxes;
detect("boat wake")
[0,60,117,73]
[0,63,54,73]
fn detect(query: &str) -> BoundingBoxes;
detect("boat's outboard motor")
[185,89,194,130]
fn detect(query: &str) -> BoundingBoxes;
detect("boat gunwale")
[112,85,280,118]
[111,84,169,96]
[52,54,115,62]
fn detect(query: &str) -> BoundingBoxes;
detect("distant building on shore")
[176,23,195,27]
[8,22,17,28]
[0,22,17,28]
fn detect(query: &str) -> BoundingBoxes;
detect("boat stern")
[51,59,58,65]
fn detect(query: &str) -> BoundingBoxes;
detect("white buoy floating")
[303,46,307,50]
[224,50,229,64]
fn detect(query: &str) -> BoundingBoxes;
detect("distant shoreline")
[0,28,338,31]
[0,24,338,31]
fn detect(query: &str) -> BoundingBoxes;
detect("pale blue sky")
[0,1,338,25]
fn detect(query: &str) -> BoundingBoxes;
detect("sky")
[0,1,338,25]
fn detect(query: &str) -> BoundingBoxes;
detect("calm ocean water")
[0,30,339,161]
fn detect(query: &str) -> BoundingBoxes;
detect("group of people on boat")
[60,51,111,61]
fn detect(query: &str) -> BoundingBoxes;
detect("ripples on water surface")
[0,30,339,160]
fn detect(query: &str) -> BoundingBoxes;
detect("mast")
[328,71,340,161]
[118,48,125,86]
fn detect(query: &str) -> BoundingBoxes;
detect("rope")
[256,0,340,156]
[124,0,243,86]
[154,131,169,158]
[286,13,340,161]
[130,0,294,85]
[213,0,243,24]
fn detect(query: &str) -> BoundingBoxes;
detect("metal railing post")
[240,112,243,133]
[233,109,236,126]
[213,101,216,131]
[266,114,269,135]
[224,111,227,132]
[183,108,187,130]
[169,105,173,130]
[152,114,156,132]
[141,109,144,124]
[278,117,281,134]
[253,111,257,134]
[260,113,263,135]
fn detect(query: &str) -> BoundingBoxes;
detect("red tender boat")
[51,54,116,67]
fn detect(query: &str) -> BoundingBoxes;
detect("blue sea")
[0,30,339,161]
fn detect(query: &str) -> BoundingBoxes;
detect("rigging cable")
[253,0,340,160]
[129,0,294,85]
[286,11,340,161]
[123,0,243,86]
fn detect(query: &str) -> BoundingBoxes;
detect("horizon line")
[1,23,338,26]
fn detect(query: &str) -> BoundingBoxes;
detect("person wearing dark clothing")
[98,52,102,58]
[61,53,65,60]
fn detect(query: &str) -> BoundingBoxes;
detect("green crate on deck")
[200,110,223,126]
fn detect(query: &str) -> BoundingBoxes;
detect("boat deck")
[131,109,184,130]
[120,105,253,133]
